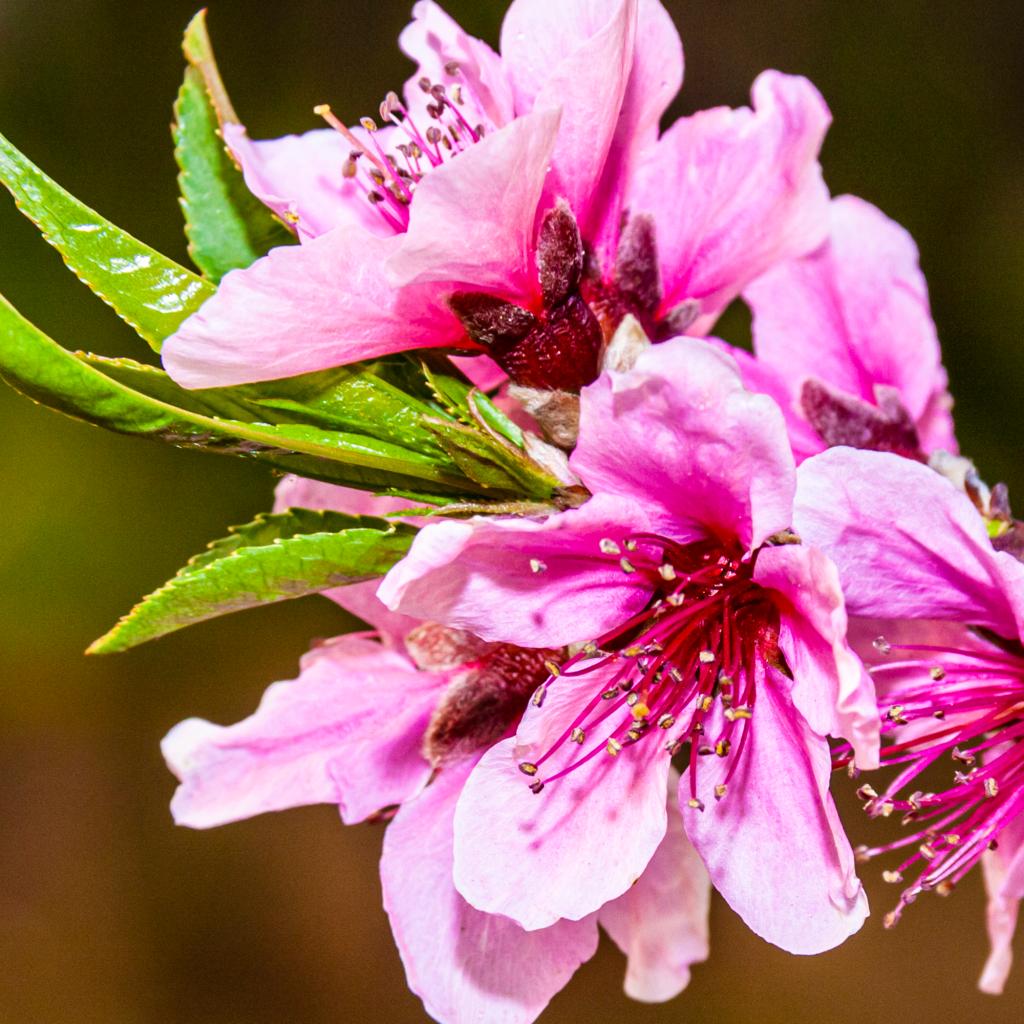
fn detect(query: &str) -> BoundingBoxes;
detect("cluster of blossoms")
[5,0,1024,1021]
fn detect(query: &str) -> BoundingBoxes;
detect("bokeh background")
[2,1,1023,1021]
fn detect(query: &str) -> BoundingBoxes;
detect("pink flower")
[163,587,710,1022]
[161,0,831,392]
[730,195,956,462]
[794,447,1024,992]
[379,337,877,953]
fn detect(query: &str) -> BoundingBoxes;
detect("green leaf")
[0,293,516,495]
[88,510,415,653]
[0,132,214,352]
[174,11,295,281]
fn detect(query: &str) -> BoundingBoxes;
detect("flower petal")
[572,337,796,549]
[222,123,393,241]
[745,195,955,454]
[163,634,441,827]
[162,228,462,388]
[378,492,656,648]
[598,772,710,1002]
[398,1,516,130]
[979,815,1024,994]
[386,109,561,296]
[453,661,671,929]
[272,474,413,519]
[630,70,830,329]
[682,672,868,953]
[755,543,879,768]
[382,761,599,1024]
[795,448,1024,640]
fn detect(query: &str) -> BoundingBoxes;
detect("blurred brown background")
[2,1,1024,1021]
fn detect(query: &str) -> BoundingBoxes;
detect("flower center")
[839,635,1024,925]
[519,534,781,806]
[316,63,489,232]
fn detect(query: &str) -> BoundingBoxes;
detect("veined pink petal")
[795,448,1024,639]
[381,761,600,1024]
[572,337,796,550]
[453,660,671,929]
[222,123,394,241]
[163,635,441,827]
[399,1,516,130]
[630,70,830,330]
[162,228,463,388]
[681,673,868,953]
[755,543,879,768]
[745,195,956,454]
[386,108,561,296]
[378,492,656,648]
[598,773,710,1002]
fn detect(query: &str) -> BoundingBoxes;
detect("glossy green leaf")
[88,510,415,653]
[174,11,294,281]
[0,132,213,352]
[0,294,512,495]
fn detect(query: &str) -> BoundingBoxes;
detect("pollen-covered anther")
[985,777,1000,798]
[886,704,908,724]
[696,695,713,712]
[619,558,637,574]
[658,564,677,581]
[543,660,561,677]
[724,706,752,721]
[856,784,879,802]
[919,843,937,861]
[715,740,731,757]
[601,688,618,701]
[687,798,705,812]
[599,538,621,555]
[530,558,547,574]
[698,650,716,664]
[936,881,955,897]
[657,714,675,730]
[530,684,547,708]
[952,746,976,766]
[570,727,586,744]
[930,665,946,681]
[518,761,539,777]
[714,784,728,800]
[606,737,623,757]
[882,870,903,884]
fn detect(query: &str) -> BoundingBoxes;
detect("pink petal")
[598,772,710,1002]
[681,673,868,953]
[386,109,561,296]
[794,448,1024,639]
[382,761,599,1024]
[979,814,1024,994]
[745,195,956,454]
[163,635,441,827]
[222,123,393,241]
[378,492,656,648]
[398,1,516,130]
[754,543,879,768]
[572,337,796,550]
[630,70,830,329]
[448,353,508,392]
[502,0,636,241]
[162,228,462,388]
[453,661,671,929]
[273,474,413,519]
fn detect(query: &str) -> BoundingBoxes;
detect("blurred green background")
[2,1,1023,1021]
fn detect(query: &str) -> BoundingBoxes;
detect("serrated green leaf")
[0,132,213,352]
[174,11,295,281]
[89,510,415,653]
[0,293,514,496]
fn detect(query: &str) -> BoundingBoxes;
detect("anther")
[687,798,705,812]
[715,740,731,757]
[601,688,618,701]
[529,780,545,794]
[360,117,378,133]
[882,870,903,884]
[857,784,879,802]
[985,777,1000,798]
[530,558,547,574]
[657,714,675,730]
[619,558,636,574]
[930,665,946,681]
[543,660,561,677]
[599,538,621,554]
[606,738,623,757]
[570,727,585,744]
[698,651,715,664]
[714,784,728,800]
[873,636,892,655]
[531,684,547,708]
[518,762,538,776]
[658,564,677,581]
